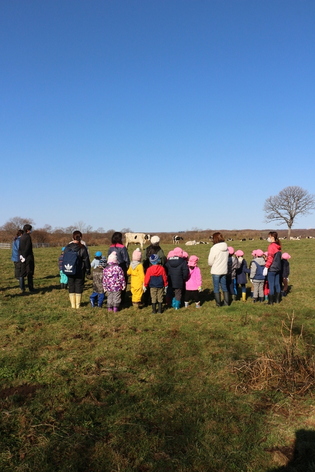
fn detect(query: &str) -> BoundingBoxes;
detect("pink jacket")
[185,266,202,291]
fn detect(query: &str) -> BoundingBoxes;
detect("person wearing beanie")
[102,251,126,312]
[281,252,291,297]
[249,249,266,302]
[58,246,68,289]
[235,249,250,301]
[107,232,130,305]
[127,248,145,309]
[165,247,189,309]
[144,253,168,314]
[91,251,103,269]
[184,256,202,308]
[143,235,167,271]
[208,232,229,307]
[90,258,107,308]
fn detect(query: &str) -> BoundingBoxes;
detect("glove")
[263,267,268,277]
[143,285,147,293]
[20,255,25,263]
[198,286,202,292]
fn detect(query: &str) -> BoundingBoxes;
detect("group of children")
[58,242,291,311]
[227,246,291,303]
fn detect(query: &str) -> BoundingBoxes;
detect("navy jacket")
[165,257,189,289]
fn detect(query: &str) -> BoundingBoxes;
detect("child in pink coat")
[184,255,202,308]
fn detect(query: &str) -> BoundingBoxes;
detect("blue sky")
[1,0,315,233]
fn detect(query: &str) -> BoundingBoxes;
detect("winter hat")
[151,235,160,245]
[255,249,264,257]
[99,258,107,268]
[167,250,175,259]
[227,246,234,255]
[251,250,257,257]
[282,252,291,260]
[173,247,183,257]
[264,251,268,257]
[108,251,118,264]
[149,254,160,265]
[95,251,102,257]
[182,251,189,259]
[235,250,244,257]
[132,248,142,261]
[188,255,199,267]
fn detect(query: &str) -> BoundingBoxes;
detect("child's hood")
[254,256,265,266]
[167,256,185,268]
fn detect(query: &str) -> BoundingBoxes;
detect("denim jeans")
[267,271,281,296]
[212,274,228,293]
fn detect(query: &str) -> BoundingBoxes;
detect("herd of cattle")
[124,232,315,249]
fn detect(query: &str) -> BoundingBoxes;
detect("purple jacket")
[103,263,126,292]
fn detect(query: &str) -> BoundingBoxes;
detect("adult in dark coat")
[11,229,24,290]
[19,224,35,293]
[64,230,91,309]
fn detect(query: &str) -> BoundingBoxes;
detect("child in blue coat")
[235,250,250,301]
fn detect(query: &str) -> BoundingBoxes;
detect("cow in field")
[173,235,184,245]
[125,233,150,249]
[185,240,197,246]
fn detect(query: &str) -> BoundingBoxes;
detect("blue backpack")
[62,247,80,275]
[253,261,265,280]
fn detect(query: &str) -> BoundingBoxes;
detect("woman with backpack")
[63,230,91,309]
[263,231,282,304]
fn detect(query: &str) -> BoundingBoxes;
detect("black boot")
[223,292,230,306]
[252,298,258,303]
[214,293,221,307]
[158,303,163,314]
[152,303,157,314]
[275,293,281,304]
[268,295,274,305]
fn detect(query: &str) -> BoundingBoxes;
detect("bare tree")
[264,186,315,238]
[1,216,35,233]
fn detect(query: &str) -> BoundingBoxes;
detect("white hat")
[151,235,160,245]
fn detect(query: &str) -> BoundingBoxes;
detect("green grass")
[1,241,315,471]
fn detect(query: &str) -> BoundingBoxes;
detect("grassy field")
[1,240,315,472]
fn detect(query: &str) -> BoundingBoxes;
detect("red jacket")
[144,265,168,288]
[265,242,281,269]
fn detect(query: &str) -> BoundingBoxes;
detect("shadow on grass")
[267,429,315,472]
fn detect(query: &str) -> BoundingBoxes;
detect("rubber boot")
[252,298,258,303]
[259,297,264,303]
[113,307,119,313]
[214,293,221,307]
[275,293,281,304]
[19,277,25,293]
[174,299,181,310]
[69,293,76,308]
[195,301,201,308]
[223,292,230,306]
[157,303,163,313]
[268,295,274,305]
[75,294,82,309]
[152,303,157,314]
[241,292,246,302]
[184,301,189,308]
